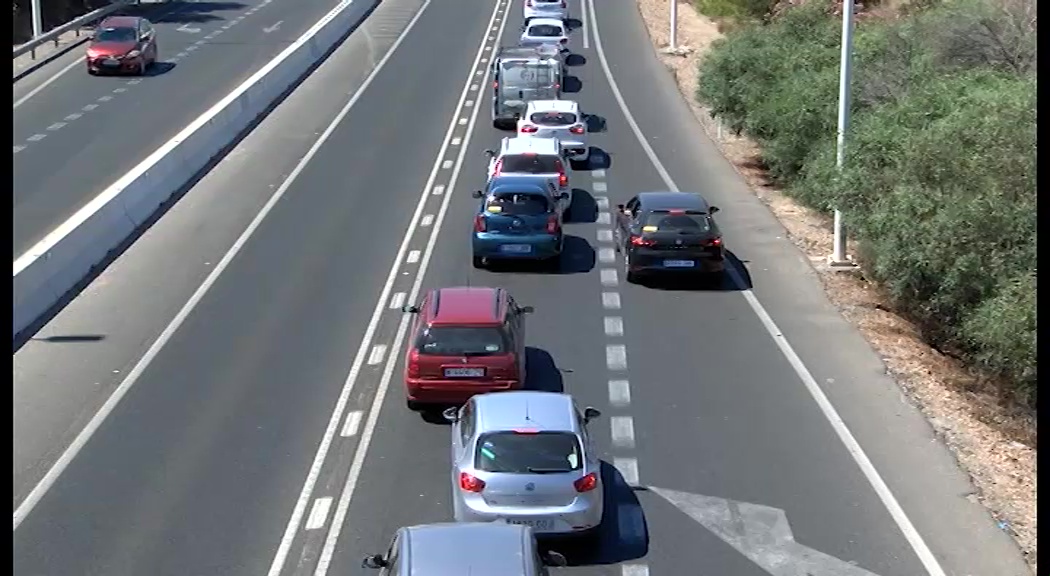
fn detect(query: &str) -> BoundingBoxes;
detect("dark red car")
[86,16,158,76]
[402,287,532,410]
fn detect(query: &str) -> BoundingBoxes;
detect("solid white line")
[601,291,621,310]
[304,497,333,530]
[598,247,616,264]
[406,249,421,263]
[596,212,611,225]
[621,565,649,576]
[585,0,947,572]
[600,268,618,286]
[420,214,435,227]
[608,379,631,407]
[388,292,406,309]
[340,410,363,437]
[603,316,623,337]
[592,181,607,192]
[10,0,427,536]
[610,416,635,449]
[13,57,84,109]
[367,345,387,366]
[597,229,613,243]
[606,344,627,371]
[312,5,510,575]
[613,456,639,485]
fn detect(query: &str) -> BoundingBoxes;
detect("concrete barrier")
[13,0,379,339]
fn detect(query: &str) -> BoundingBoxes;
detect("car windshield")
[485,192,553,216]
[500,62,555,87]
[416,326,508,356]
[642,211,713,233]
[527,24,563,37]
[95,27,136,43]
[529,111,577,126]
[500,154,561,173]
[475,431,582,473]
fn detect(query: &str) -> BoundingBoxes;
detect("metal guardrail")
[13,1,137,60]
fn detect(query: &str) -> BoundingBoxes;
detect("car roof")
[426,287,505,326]
[637,191,713,213]
[526,100,579,113]
[500,137,561,155]
[528,17,565,27]
[487,176,553,194]
[403,522,532,574]
[475,391,578,434]
[99,16,142,28]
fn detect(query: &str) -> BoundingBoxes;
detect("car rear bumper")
[473,234,562,260]
[454,491,604,536]
[405,379,521,404]
[524,8,568,21]
[627,252,725,274]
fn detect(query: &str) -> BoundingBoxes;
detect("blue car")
[471,179,568,269]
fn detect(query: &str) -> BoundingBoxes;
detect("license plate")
[444,367,485,378]
[663,259,695,268]
[507,518,554,531]
[500,244,532,254]
[103,58,119,66]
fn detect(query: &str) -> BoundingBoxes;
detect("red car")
[86,16,158,76]
[402,287,532,410]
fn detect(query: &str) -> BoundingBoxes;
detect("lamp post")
[829,0,858,268]
[669,0,678,51]
[31,0,43,39]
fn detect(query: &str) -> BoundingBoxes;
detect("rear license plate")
[500,244,532,254]
[507,518,554,531]
[103,58,119,66]
[663,259,695,268]
[444,367,485,378]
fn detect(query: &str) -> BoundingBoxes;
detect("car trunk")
[499,62,559,115]
[484,213,551,235]
[480,471,583,508]
[416,352,517,381]
[644,230,719,256]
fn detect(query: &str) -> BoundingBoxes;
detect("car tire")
[87,67,98,76]
[406,399,422,412]
[623,255,639,284]
[472,256,486,269]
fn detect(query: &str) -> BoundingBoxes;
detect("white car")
[523,0,568,23]
[520,18,568,50]
[516,100,588,163]
[485,136,573,214]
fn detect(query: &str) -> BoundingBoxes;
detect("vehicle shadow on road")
[567,188,598,223]
[562,75,583,94]
[523,347,564,393]
[564,18,584,31]
[565,53,587,66]
[482,235,595,275]
[583,113,606,133]
[575,146,611,171]
[145,61,177,77]
[637,251,753,292]
[555,460,650,566]
[151,1,248,25]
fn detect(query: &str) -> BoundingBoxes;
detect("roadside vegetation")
[12,0,109,45]
[693,0,1037,409]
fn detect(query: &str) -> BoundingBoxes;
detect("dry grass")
[631,0,1037,570]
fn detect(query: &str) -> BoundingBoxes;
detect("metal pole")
[830,0,855,267]
[31,0,43,39]
[669,0,678,50]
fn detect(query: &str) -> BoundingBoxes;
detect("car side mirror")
[472,190,485,199]
[709,206,720,214]
[616,204,625,213]
[558,192,569,200]
[541,550,568,567]
[583,406,602,424]
[442,406,460,423]
[517,305,534,315]
[401,305,420,314]
[361,554,387,569]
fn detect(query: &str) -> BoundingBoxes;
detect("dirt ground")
[629,0,1037,570]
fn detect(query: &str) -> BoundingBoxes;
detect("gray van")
[491,46,562,129]
[361,522,567,575]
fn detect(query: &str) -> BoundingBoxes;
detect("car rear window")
[642,211,713,233]
[96,27,136,42]
[485,192,553,216]
[527,24,563,37]
[500,154,561,173]
[500,62,555,86]
[529,111,577,126]
[475,431,583,473]
[416,326,508,356]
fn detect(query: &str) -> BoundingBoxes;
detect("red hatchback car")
[86,16,158,76]
[402,287,532,410]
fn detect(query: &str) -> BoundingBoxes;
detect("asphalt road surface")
[12,0,1030,574]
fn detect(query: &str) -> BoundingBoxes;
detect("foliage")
[694,0,780,22]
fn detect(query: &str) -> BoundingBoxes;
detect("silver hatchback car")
[443,391,604,541]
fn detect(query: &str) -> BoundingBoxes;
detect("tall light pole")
[31,0,43,39]
[669,0,678,51]
[829,0,857,268]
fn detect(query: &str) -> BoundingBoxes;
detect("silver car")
[444,391,605,542]
[520,18,569,50]
[517,99,589,163]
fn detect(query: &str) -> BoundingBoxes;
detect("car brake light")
[574,472,598,492]
[630,235,655,247]
[557,164,568,187]
[460,472,486,492]
[492,158,503,175]
[546,215,560,234]
[521,125,539,134]
[669,209,685,215]
[474,214,487,232]
[493,81,499,90]
[569,125,585,135]
[407,349,420,377]
[708,237,722,247]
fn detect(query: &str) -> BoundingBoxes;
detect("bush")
[694,0,779,21]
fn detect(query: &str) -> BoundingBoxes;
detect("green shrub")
[694,0,779,21]
[962,272,1037,404]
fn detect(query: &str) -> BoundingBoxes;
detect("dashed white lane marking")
[595,195,610,210]
[112,88,127,94]
[470,84,478,91]
[431,185,445,196]
[304,497,333,530]
[608,379,631,407]
[601,291,621,310]
[458,118,467,125]
[82,104,98,111]
[97,95,113,102]
[340,411,364,438]
[592,169,607,178]
[388,292,406,310]
[14,145,26,154]
[465,100,474,107]
[441,159,453,169]
[610,416,636,449]
[592,181,608,193]
[64,113,82,121]
[177,51,189,58]
[406,250,421,263]
[476,70,484,75]
[206,31,220,39]
[186,45,199,52]
[223,23,234,29]
[596,212,611,225]
[367,345,387,366]
[597,229,614,243]
[421,214,435,227]
[451,137,462,146]
[614,457,639,485]
[604,316,623,337]
[598,247,616,263]
[126,79,142,85]
[46,122,65,131]
[606,344,628,371]
[622,565,649,576]
[27,134,46,142]
[600,269,619,286]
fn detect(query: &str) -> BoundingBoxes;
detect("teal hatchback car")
[471,177,568,270]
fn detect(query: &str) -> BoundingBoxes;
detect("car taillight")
[707,237,722,247]
[492,81,498,90]
[569,125,585,135]
[460,472,486,492]
[493,158,503,176]
[407,349,420,377]
[630,235,655,247]
[520,125,539,134]
[546,215,560,234]
[574,472,598,492]
[558,172,568,187]
[474,214,487,232]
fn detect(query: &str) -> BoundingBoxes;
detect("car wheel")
[87,67,98,76]
[406,399,422,412]
[472,256,486,269]
[623,254,639,284]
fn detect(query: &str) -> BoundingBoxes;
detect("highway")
[12,0,348,258]
[12,0,1030,574]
